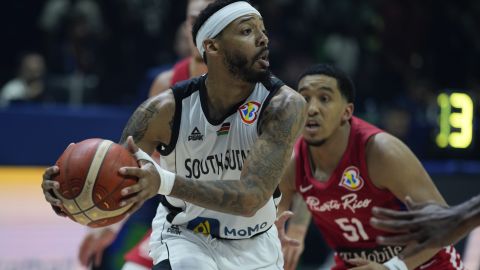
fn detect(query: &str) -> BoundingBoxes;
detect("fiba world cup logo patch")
[339,166,364,191]
[238,101,261,125]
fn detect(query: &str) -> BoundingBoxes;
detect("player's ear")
[342,103,354,123]
[203,39,219,56]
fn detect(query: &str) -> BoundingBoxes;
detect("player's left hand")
[275,211,301,248]
[41,143,76,217]
[347,258,388,270]
[78,227,116,267]
[275,211,303,270]
[119,136,161,214]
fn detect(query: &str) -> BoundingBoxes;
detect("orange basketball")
[52,138,138,227]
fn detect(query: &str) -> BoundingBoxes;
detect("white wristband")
[156,166,175,195]
[383,256,408,270]
[133,148,175,195]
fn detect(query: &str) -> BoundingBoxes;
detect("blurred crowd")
[1,0,479,158]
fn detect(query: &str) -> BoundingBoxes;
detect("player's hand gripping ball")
[52,139,138,227]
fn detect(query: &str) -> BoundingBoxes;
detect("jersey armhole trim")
[256,76,285,135]
[157,89,182,156]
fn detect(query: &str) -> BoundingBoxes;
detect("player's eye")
[320,95,330,103]
[242,28,252,35]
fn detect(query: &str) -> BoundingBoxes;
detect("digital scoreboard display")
[433,91,478,159]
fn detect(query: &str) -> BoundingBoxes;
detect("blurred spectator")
[0,53,46,107]
[173,22,191,60]
[39,0,104,35]
[322,33,359,76]
[134,21,194,105]
[39,0,106,105]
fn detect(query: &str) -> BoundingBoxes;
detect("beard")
[223,48,270,83]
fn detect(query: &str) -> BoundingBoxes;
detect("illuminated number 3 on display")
[436,92,474,149]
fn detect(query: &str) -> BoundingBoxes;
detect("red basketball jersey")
[294,116,464,270]
[124,58,192,267]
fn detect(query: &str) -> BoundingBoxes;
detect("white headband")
[195,1,261,58]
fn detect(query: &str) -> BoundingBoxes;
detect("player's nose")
[256,29,269,47]
[307,100,320,116]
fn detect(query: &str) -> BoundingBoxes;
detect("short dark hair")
[192,0,246,47]
[297,64,355,103]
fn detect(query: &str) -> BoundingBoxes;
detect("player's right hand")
[371,196,461,258]
[41,165,67,217]
[78,228,117,267]
[119,136,161,214]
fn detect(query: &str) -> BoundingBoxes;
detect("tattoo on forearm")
[120,99,160,144]
[242,94,306,208]
[171,179,257,215]
[170,92,306,216]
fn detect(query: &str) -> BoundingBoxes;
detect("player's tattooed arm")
[120,99,159,143]
[119,90,174,154]
[170,87,307,216]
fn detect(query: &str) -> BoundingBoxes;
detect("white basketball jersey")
[154,74,284,239]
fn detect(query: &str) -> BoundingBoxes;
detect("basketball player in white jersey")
[42,1,307,269]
